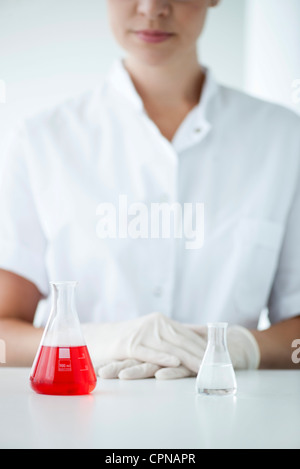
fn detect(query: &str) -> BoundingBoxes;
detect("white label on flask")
[59,348,71,359]
[58,347,72,372]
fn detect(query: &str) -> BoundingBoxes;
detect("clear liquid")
[196,363,237,396]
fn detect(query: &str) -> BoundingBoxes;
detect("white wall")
[200,0,247,91]
[245,0,300,113]
[0,0,117,156]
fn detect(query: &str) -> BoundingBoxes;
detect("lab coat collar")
[107,58,218,149]
[107,59,145,112]
[172,66,218,152]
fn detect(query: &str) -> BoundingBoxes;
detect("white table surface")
[0,368,299,449]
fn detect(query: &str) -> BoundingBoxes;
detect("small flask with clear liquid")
[30,281,97,395]
[196,322,237,396]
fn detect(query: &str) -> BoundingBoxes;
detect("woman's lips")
[134,30,175,44]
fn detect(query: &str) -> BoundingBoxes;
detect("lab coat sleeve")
[0,123,49,296]
[268,161,300,323]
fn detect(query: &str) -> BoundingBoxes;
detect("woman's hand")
[82,312,207,374]
[95,321,262,380]
[97,359,196,380]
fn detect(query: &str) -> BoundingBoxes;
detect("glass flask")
[30,281,97,395]
[196,322,237,396]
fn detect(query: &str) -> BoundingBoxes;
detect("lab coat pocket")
[234,218,284,315]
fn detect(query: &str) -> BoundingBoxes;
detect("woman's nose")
[137,0,171,19]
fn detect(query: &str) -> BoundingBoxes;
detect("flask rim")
[50,281,78,287]
[207,322,228,328]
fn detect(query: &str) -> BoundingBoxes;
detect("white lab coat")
[0,60,299,328]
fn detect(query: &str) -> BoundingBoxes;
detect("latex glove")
[187,324,261,370]
[97,323,260,380]
[227,325,261,369]
[98,359,160,379]
[97,322,207,380]
[82,312,207,373]
[98,359,196,380]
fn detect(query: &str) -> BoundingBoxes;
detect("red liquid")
[30,345,97,395]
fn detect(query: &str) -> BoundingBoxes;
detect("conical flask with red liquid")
[30,281,97,395]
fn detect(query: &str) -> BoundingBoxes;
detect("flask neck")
[207,322,227,353]
[52,282,77,320]
[200,322,232,366]
[44,281,85,347]
[207,322,228,349]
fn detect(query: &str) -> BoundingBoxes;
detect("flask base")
[197,387,236,396]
